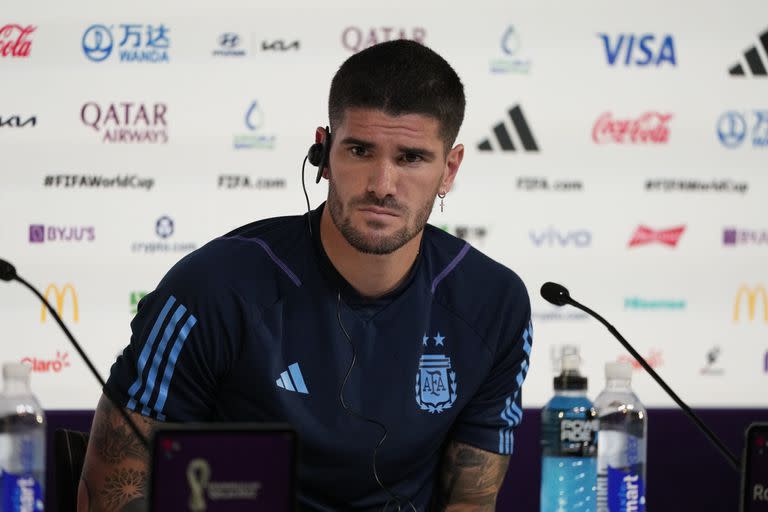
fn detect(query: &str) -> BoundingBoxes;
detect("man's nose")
[366,159,397,199]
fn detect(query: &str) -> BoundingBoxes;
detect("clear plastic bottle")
[594,361,647,512]
[540,346,598,512]
[0,363,46,511]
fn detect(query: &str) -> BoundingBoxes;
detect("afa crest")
[415,332,458,414]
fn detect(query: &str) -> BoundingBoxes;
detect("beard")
[327,180,439,255]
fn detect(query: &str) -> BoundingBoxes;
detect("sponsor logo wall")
[0,5,766,409]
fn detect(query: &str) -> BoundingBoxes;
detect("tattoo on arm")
[90,400,149,464]
[100,468,147,510]
[433,442,510,511]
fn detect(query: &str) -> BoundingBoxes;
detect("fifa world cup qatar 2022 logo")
[0,24,35,57]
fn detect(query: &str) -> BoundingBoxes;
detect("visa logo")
[530,228,591,247]
[598,33,676,66]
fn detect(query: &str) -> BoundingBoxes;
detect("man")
[79,40,533,511]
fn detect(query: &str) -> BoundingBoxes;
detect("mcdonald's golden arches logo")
[733,284,768,323]
[41,283,79,323]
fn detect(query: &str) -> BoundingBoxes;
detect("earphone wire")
[301,155,313,236]
[336,292,418,512]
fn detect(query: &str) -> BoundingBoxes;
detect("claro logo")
[733,285,768,322]
[41,283,78,323]
[21,351,71,373]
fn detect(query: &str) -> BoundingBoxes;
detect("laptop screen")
[149,423,296,512]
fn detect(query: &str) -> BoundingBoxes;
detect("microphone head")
[541,282,571,306]
[0,258,17,281]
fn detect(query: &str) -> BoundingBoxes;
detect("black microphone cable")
[336,291,418,512]
[0,258,149,450]
[301,155,313,236]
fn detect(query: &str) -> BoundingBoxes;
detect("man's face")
[324,108,462,255]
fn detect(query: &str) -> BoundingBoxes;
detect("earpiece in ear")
[307,126,331,184]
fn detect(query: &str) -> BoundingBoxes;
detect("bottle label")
[560,418,599,456]
[607,466,645,512]
[0,470,44,511]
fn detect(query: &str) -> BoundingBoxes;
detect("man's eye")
[402,153,423,163]
[350,146,367,157]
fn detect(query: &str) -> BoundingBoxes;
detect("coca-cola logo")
[341,26,426,53]
[593,112,672,144]
[21,351,71,373]
[618,349,663,370]
[628,225,685,247]
[80,102,168,144]
[0,24,35,58]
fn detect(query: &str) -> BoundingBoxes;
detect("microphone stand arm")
[569,297,740,472]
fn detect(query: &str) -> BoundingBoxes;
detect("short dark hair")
[328,40,465,153]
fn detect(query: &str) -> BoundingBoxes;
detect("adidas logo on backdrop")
[275,362,309,394]
[478,105,539,152]
[729,27,768,77]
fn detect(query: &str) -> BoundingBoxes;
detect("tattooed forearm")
[90,396,152,464]
[433,441,510,511]
[100,468,147,510]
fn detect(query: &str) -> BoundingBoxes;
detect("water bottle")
[540,346,598,512]
[0,363,46,511]
[594,361,647,512]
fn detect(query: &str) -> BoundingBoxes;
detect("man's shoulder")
[161,213,309,298]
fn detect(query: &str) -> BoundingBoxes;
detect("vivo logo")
[530,228,591,247]
[598,33,676,67]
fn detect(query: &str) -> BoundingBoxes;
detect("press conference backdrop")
[1,0,767,412]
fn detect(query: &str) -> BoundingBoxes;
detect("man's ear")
[442,144,464,192]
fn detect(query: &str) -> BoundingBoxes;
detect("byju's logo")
[82,23,170,63]
[628,225,685,248]
[598,33,676,67]
[478,105,539,152]
[213,33,246,57]
[490,25,531,74]
[593,112,672,144]
[530,228,591,248]
[29,225,95,243]
[81,102,168,144]
[717,111,768,148]
[41,284,78,323]
[131,217,196,254]
[733,285,768,323]
[728,27,768,77]
[233,101,275,149]
[0,24,35,58]
[21,351,71,373]
[341,26,425,53]
[724,228,768,246]
[0,114,36,128]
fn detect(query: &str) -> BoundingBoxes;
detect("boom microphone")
[0,257,149,449]
[539,281,740,471]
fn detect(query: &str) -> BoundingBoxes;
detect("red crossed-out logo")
[0,24,35,58]
[593,112,672,144]
[629,225,685,247]
[21,351,71,373]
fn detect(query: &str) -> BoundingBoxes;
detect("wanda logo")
[21,351,71,373]
[593,111,672,144]
[629,225,685,247]
[0,24,35,58]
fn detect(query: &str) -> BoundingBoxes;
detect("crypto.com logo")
[733,285,768,323]
[41,284,78,323]
[21,351,71,373]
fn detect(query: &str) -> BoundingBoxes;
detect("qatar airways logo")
[21,351,71,373]
[341,26,425,53]
[0,24,35,58]
[81,102,168,144]
[628,225,685,247]
[593,112,672,144]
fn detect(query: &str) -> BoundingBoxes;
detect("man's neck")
[319,207,421,299]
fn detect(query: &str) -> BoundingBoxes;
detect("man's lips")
[358,206,399,217]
